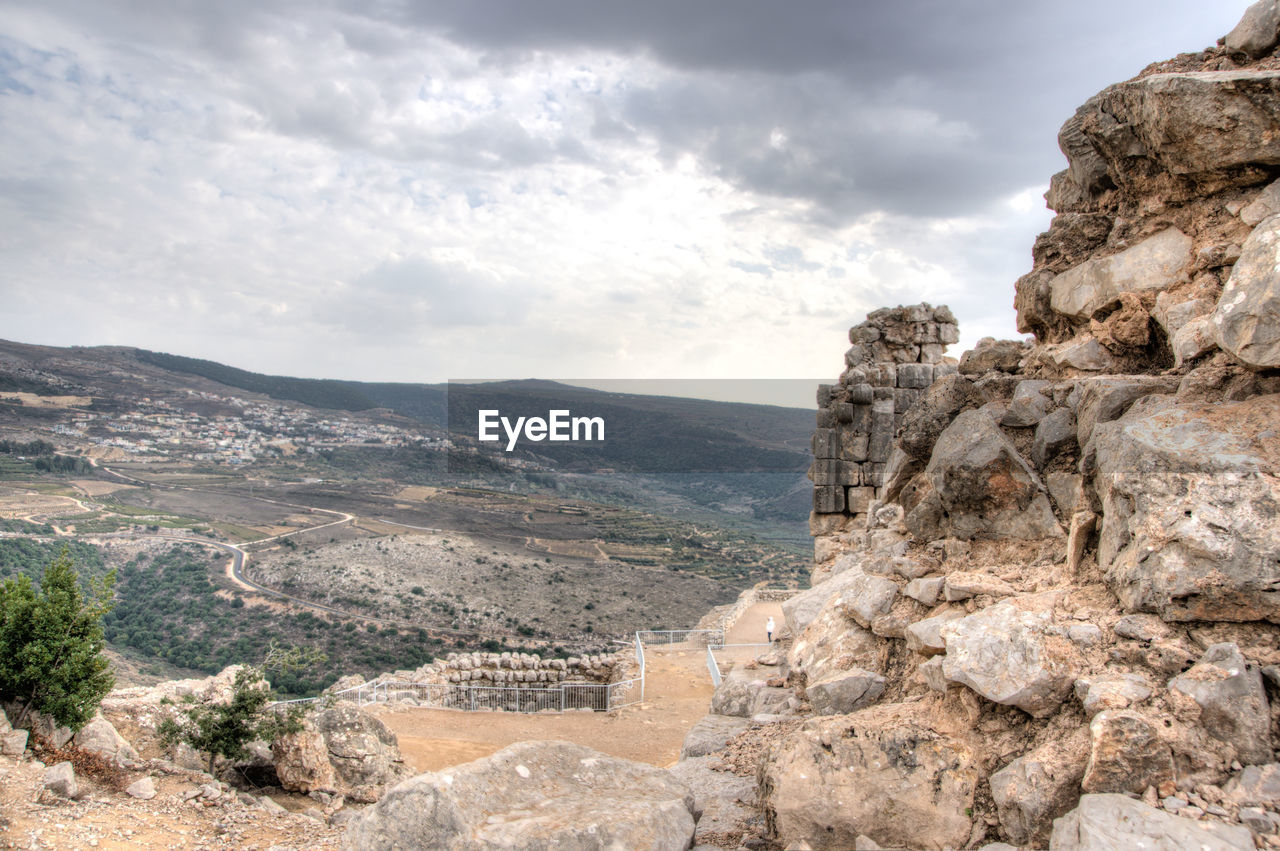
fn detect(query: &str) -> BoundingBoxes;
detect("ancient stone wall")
[809,303,957,533]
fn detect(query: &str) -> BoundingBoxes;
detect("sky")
[0,1,1256,396]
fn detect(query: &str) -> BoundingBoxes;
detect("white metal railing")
[635,628,725,646]
[705,643,722,687]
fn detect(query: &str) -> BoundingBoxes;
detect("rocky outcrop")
[273,701,410,803]
[1051,794,1253,850]
[343,741,698,850]
[744,6,1280,849]
[760,703,978,851]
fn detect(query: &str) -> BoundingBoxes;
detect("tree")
[159,644,319,776]
[0,547,116,730]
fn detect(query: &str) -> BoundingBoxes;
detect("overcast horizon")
[0,1,1255,393]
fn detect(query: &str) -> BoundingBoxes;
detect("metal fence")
[635,628,724,646]
[705,644,722,687]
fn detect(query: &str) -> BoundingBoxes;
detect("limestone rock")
[907,409,1061,541]
[344,741,697,850]
[43,761,78,799]
[1074,376,1177,449]
[781,562,869,635]
[905,610,963,656]
[1081,711,1173,795]
[1225,762,1280,806]
[1047,335,1118,372]
[1092,395,1280,622]
[897,375,978,463]
[1212,213,1280,369]
[942,571,1017,602]
[313,702,411,803]
[1002,380,1054,427]
[990,730,1089,848]
[680,714,750,760]
[1169,643,1272,765]
[73,717,139,767]
[126,777,157,800]
[1171,316,1217,367]
[273,725,339,796]
[1080,673,1153,717]
[959,338,1027,375]
[710,665,791,718]
[1050,793,1253,850]
[788,597,879,683]
[1049,228,1191,320]
[903,576,944,607]
[834,573,899,629]
[1242,178,1280,226]
[1227,0,1280,58]
[939,596,1082,717]
[761,703,978,851]
[1091,71,1280,179]
[807,669,886,716]
[1032,408,1078,469]
[1,728,27,757]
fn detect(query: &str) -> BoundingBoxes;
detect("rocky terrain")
[252,532,735,640]
[682,4,1280,849]
[13,6,1280,851]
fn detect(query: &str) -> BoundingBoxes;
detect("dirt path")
[373,643,715,772]
[727,601,783,646]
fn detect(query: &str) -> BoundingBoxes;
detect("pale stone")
[1212,213,1280,369]
[1050,794,1253,850]
[1050,229,1192,320]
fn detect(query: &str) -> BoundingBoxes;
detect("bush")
[0,547,116,731]
[159,648,316,775]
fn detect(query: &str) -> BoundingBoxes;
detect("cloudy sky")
[0,1,1254,393]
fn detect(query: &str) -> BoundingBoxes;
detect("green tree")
[0,548,116,730]
[159,645,319,775]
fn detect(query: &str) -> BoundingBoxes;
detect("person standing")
[765,616,775,643]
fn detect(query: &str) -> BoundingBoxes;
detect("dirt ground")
[375,642,717,771]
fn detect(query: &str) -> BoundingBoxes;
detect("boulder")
[1074,377,1177,449]
[125,777,156,800]
[1091,395,1280,622]
[43,761,78,799]
[343,741,697,851]
[1242,178,1280,226]
[1225,762,1280,806]
[1090,71,1280,179]
[906,410,1062,541]
[1049,228,1192,320]
[990,730,1089,847]
[1,728,27,757]
[1169,643,1272,765]
[788,587,880,682]
[1212,213,1280,369]
[905,611,963,657]
[1079,673,1153,717]
[1032,408,1078,469]
[959,338,1027,375]
[73,717,140,766]
[1050,794,1253,850]
[313,702,411,803]
[680,714,751,760]
[781,562,870,635]
[1047,335,1118,372]
[273,725,339,796]
[834,573,899,629]
[761,703,977,851]
[710,665,791,718]
[940,596,1082,717]
[1226,0,1280,58]
[1081,711,1174,795]
[899,376,979,463]
[942,571,1016,602]
[1002,380,1054,427]
[807,669,886,716]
